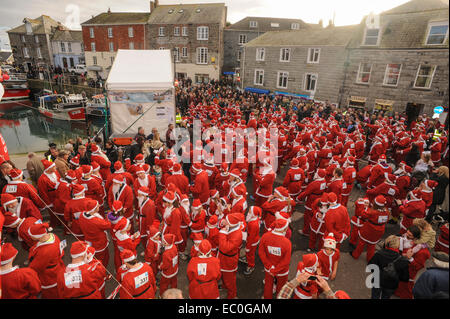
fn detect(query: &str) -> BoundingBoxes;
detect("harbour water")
[0,100,103,155]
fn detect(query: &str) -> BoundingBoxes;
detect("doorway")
[405,102,424,127]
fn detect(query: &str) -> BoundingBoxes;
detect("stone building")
[81,10,150,78]
[146,2,227,83]
[7,15,63,71]
[223,16,312,78]
[241,25,357,105]
[341,0,449,115]
[51,27,85,70]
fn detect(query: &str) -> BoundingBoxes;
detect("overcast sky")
[0,0,412,49]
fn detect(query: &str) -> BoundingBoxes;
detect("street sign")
[434,106,444,114]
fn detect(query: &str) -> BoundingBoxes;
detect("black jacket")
[368,248,410,290]
[430,173,449,205]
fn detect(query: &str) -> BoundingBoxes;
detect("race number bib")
[172,255,178,268]
[378,215,388,224]
[134,272,149,289]
[352,171,356,178]
[197,263,207,276]
[60,239,67,254]
[327,153,332,158]
[267,246,281,256]
[5,185,17,193]
[320,183,326,190]
[388,188,396,196]
[342,183,347,189]
[64,270,82,287]
[294,174,302,181]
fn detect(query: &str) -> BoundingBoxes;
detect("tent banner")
[109,89,175,135]
[0,133,10,164]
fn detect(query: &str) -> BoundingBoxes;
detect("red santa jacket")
[0,266,41,299]
[37,171,61,208]
[162,207,182,245]
[230,157,249,182]
[399,199,426,232]
[258,230,292,276]
[16,217,42,249]
[261,198,291,231]
[283,167,305,197]
[57,261,105,299]
[218,225,243,272]
[324,203,351,243]
[254,169,276,199]
[64,196,91,237]
[108,183,134,219]
[138,198,156,238]
[327,178,344,203]
[144,236,162,270]
[166,173,189,196]
[396,175,411,200]
[190,209,207,235]
[90,154,111,181]
[205,223,220,254]
[2,180,46,209]
[317,249,340,280]
[368,163,392,189]
[294,262,319,299]
[420,189,433,208]
[133,175,157,200]
[187,255,221,299]
[3,196,42,221]
[358,207,390,245]
[53,179,73,216]
[356,164,372,185]
[120,262,156,299]
[436,223,449,254]
[351,198,368,228]
[366,182,399,208]
[298,179,327,211]
[430,140,442,162]
[342,166,357,196]
[310,198,327,235]
[28,233,65,291]
[79,177,105,206]
[113,230,140,256]
[203,163,219,189]
[78,212,111,253]
[105,171,134,192]
[231,196,247,215]
[214,173,230,198]
[190,171,210,205]
[245,217,261,252]
[159,244,178,279]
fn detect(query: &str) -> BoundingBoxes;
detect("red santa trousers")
[341,194,350,208]
[309,232,324,251]
[352,239,376,262]
[302,208,312,235]
[221,271,237,299]
[178,228,189,253]
[246,246,257,268]
[95,248,109,269]
[41,286,59,299]
[159,275,178,296]
[349,225,362,246]
[263,271,288,299]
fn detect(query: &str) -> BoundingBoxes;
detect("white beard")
[394,168,403,175]
[112,184,121,194]
[181,202,190,214]
[47,172,58,184]
[9,204,18,215]
[138,196,146,207]
[163,206,173,221]
[245,213,254,222]
[319,207,327,214]
[138,176,149,187]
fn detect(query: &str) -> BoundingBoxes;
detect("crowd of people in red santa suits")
[1,84,449,299]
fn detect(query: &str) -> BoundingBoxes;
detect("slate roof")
[81,12,150,25]
[147,3,226,25]
[51,29,83,42]
[8,15,62,34]
[226,16,310,32]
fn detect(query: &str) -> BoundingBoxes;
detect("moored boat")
[38,94,86,121]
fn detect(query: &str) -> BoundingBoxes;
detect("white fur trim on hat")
[123,254,137,263]
[374,197,385,207]
[71,247,88,259]
[3,198,18,208]
[1,254,18,266]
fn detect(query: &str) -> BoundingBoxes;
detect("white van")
[68,64,87,75]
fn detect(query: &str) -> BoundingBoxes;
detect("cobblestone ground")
[5,160,434,299]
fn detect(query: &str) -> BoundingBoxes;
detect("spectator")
[134,127,146,141]
[105,140,119,166]
[367,235,410,299]
[161,288,183,299]
[26,152,45,187]
[405,143,421,168]
[413,251,449,299]
[129,136,145,163]
[414,152,434,175]
[166,124,175,149]
[78,144,91,165]
[148,132,164,166]
[146,127,158,141]
[0,161,13,191]
[54,150,70,178]
[427,166,449,220]
[44,143,58,162]
[64,143,75,159]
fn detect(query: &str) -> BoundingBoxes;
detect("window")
[91,42,96,52]
[196,47,208,64]
[195,74,209,84]
[61,42,66,52]
[93,56,97,65]
[414,65,436,89]
[36,47,42,59]
[35,35,39,44]
[128,27,134,38]
[21,35,26,43]
[174,26,180,36]
[182,47,188,58]
[277,71,289,89]
[236,50,242,61]
[249,21,258,28]
[291,23,300,30]
[108,27,113,38]
[426,22,449,45]
[304,73,318,91]
[129,42,135,49]
[238,34,247,45]
[383,63,402,86]
[159,27,165,37]
[68,42,72,53]
[182,26,188,36]
[307,48,320,63]
[89,28,94,38]
[25,22,32,34]
[109,42,114,52]
[363,28,380,45]
[173,47,180,62]
[69,57,74,68]
[271,23,280,28]
[280,48,290,62]
[254,69,264,85]
[81,43,84,52]
[23,47,29,57]
[197,26,209,40]
[356,62,372,84]
[256,48,265,61]
[159,47,165,50]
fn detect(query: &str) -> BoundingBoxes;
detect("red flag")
[0,133,10,164]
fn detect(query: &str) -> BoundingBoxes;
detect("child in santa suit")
[309,193,329,251]
[293,254,320,299]
[190,233,204,258]
[0,242,41,299]
[144,226,162,279]
[85,245,108,298]
[243,206,262,275]
[187,240,221,299]
[205,215,220,257]
[159,234,179,296]
[349,197,370,247]
[111,217,140,272]
[317,234,340,282]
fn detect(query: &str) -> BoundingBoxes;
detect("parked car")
[68,64,87,75]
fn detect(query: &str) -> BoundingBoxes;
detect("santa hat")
[135,166,146,175]
[328,192,338,205]
[347,156,355,165]
[163,191,176,203]
[41,159,55,172]
[148,225,160,240]
[192,198,202,209]
[113,218,129,233]
[191,163,203,173]
[231,185,245,197]
[1,243,18,266]
[378,154,387,163]
[91,161,100,172]
[210,189,219,199]
[81,165,93,176]
[275,186,289,200]
[112,200,123,213]
[290,158,299,168]
[72,184,85,197]
[85,199,99,214]
[114,161,123,172]
[142,164,150,174]
[314,169,326,180]
[198,239,212,256]
[207,215,219,227]
[220,196,230,207]
[272,218,289,232]
[1,193,17,208]
[112,174,125,184]
[320,193,329,205]
[409,189,422,200]
[134,154,144,163]
[28,222,50,239]
[302,253,319,274]
[386,174,396,185]
[66,170,77,181]
[9,168,23,180]
[334,291,351,299]
[3,213,20,228]
[229,169,241,179]
[91,144,100,153]
[191,232,203,244]
[248,206,262,217]
[226,213,244,227]
[172,163,182,173]
[220,163,229,172]
[374,195,387,207]
[424,180,438,190]
[137,187,150,197]
[323,233,337,250]
[69,156,80,167]
[163,234,175,246]
[70,241,88,259]
[120,249,136,263]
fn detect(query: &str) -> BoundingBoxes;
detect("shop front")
[348,96,366,109]
[374,99,394,114]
